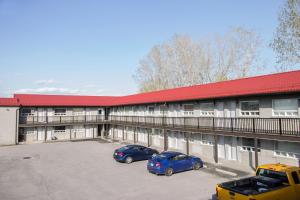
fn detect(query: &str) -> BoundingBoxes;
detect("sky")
[0,0,288,97]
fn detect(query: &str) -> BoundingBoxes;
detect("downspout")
[15,106,20,145]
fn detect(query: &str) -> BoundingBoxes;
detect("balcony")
[108,115,300,140]
[19,115,105,126]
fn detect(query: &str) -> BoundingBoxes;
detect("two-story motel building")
[1,70,300,172]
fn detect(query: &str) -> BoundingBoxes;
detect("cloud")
[13,87,106,96]
[35,79,57,85]
[15,87,80,94]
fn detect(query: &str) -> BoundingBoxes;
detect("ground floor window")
[274,141,299,159]
[241,138,261,152]
[54,126,66,133]
[190,133,213,145]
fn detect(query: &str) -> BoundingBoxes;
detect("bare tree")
[134,27,263,92]
[271,0,300,71]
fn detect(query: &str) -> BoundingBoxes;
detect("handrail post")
[212,117,215,131]
[279,118,282,135]
[252,118,256,133]
[197,117,200,129]
[230,118,233,132]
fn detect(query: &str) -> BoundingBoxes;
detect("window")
[291,171,300,184]
[25,127,35,134]
[21,108,34,116]
[54,108,66,116]
[148,106,155,115]
[273,99,298,117]
[201,134,214,145]
[54,126,66,133]
[274,141,299,159]
[240,101,260,116]
[183,104,194,116]
[200,102,214,116]
[241,138,261,152]
[159,105,167,115]
[98,110,102,115]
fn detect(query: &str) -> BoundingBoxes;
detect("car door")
[134,147,146,160]
[143,147,154,159]
[172,155,189,172]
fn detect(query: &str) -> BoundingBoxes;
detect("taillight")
[155,162,161,167]
[117,152,124,156]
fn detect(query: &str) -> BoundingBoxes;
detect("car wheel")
[193,162,201,170]
[125,156,133,164]
[165,168,173,176]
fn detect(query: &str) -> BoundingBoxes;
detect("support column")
[185,132,190,155]
[213,134,218,163]
[101,124,105,138]
[93,125,95,139]
[133,127,136,144]
[254,137,259,169]
[163,129,168,151]
[122,126,125,141]
[112,125,115,140]
[147,129,151,147]
[45,126,48,142]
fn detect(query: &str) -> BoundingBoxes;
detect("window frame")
[54,108,67,116]
[199,102,214,116]
[183,104,194,116]
[54,126,66,133]
[272,98,299,117]
[240,100,260,117]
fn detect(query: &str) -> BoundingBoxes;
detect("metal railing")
[19,114,300,137]
[19,115,105,125]
[108,115,300,137]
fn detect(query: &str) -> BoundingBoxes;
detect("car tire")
[125,156,133,164]
[165,168,173,176]
[193,162,201,170]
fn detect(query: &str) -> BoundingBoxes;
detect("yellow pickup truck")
[216,164,300,200]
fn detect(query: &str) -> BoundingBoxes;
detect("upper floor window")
[200,102,214,116]
[21,108,34,116]
[240,101,259,116]
[159,105,167,115]
[98,110,102,115]
[273,99,298,117]
[148,106,155,115]
[183,104,194,116]
[54,108,66,116]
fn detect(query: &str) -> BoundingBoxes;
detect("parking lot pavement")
[0,141,229,200]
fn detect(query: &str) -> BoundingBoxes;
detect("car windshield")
[153,154,167,161]
[256,168,289,184]
[118,146,132,151]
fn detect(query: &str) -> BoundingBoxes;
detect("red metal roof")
[0,98,20,107]
[12,94,117,107]
[1,70,300,107]
[112,70,300,106]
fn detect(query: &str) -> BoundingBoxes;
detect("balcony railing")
[108,115,300,137]
[19,114,300,137]
[19,115,105,125]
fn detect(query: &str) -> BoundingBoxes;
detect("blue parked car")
[113,145,159,164]
[147,151,203,176]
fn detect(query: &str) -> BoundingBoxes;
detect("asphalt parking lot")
[0,140,229,200]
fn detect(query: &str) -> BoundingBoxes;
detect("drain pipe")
[15,107,20,145]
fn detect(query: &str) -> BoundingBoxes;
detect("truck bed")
[219,176,288,196]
